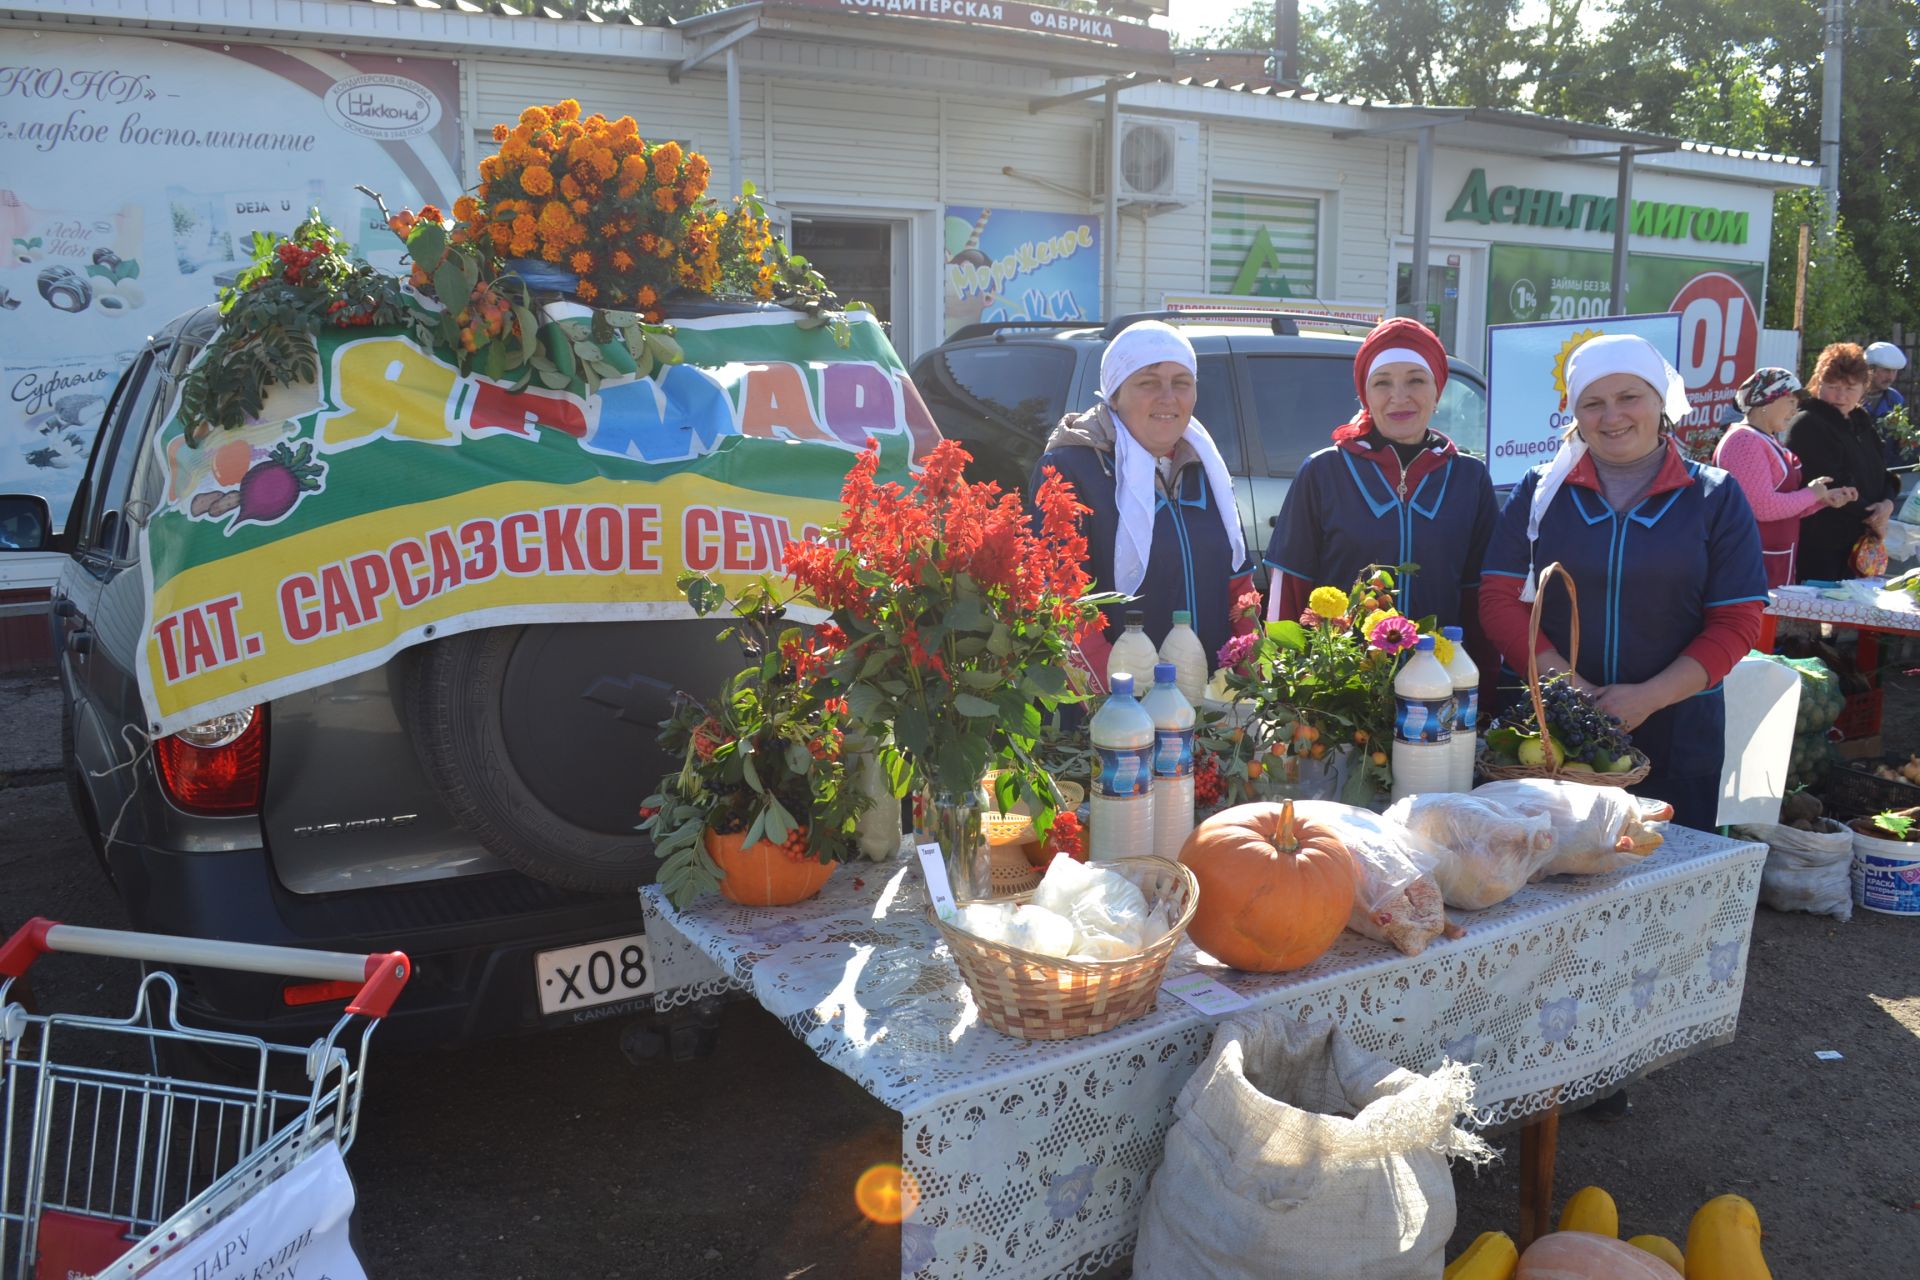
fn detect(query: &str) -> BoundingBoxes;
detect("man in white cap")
[1864,340,1908,426]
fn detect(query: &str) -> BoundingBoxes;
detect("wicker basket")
[1475,560,1653,788]
[932,856,1199,1040]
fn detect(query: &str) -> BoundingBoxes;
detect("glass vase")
[922,787,990,905]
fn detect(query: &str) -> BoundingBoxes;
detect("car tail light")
[153,705,267,815]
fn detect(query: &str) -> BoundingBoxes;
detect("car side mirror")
[0,494,52,552]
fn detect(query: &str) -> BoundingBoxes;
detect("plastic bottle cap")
[1416,635,1435,651]
[1155,662,1176,682]
[1443,626,1464,642]
[1110,673,1134,696]
[1171,610,1190,625]
[1124,609,1145,627]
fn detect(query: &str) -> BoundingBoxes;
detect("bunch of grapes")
[1523,675,1632,767]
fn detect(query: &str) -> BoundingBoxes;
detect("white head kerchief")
[1519,334,1689,602]
[1100,322,1246,598]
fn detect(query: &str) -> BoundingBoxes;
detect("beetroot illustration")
[232,440,324,527]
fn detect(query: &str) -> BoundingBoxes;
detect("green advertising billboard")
[1487,244,1763,328]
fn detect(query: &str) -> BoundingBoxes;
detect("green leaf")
[1024,664,1069,698]
[763,798,792,846]
[847,681,885,723]
[787,741,813,775]
[880,745,914,798]
[744,809,768,848]
[958,668,1003,690]
[742,750,764,794]
[986,625,1013,657]
[1266,620,1308,652]
[409,221,448,268]
[955,693,1000,718]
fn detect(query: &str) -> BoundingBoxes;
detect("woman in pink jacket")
[1712,367,1858,588]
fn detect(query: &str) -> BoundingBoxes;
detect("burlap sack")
[1134,1015,1491,1280]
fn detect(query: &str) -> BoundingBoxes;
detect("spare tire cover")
[406,620,735,893]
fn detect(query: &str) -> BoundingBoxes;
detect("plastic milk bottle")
[1441,625,1480,793]
[1158,611,1209,706]
[1089,673,1156,860]
[1141,663,1196,856]
[1106,610,1159,697]
[1390,636,1456,803]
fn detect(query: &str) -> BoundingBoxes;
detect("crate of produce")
[1832,686,1883,741]
[1823,752,1920,819]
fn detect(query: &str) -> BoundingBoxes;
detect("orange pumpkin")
[703,827,836,906]
[1176,800,1355,972]
[1516,1232,1681,1280]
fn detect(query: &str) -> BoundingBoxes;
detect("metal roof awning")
[674,0,1176,79]
[1333,105,1679,159]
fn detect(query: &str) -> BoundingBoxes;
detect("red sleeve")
[1681,601,1765,687]
[1477,572,1551,674]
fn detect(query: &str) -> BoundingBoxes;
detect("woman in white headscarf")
[1031,320,1253,678]
[1477,334,1766,829]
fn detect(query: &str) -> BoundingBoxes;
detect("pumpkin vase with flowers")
[1202,565,1449,808]
[784,438,1122,903]
[642,574,869,909]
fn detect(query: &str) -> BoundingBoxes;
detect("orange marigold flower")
[452,195,480,222]
[512,213,538,241]
[418,204,443,223]
[509,232,537,257]
[478,156,501,183]
[636,285,658,308]
[611,249,634,271]
[612,115,639,139]
[651,140,684,181]
[491,123,509,143]
[538,201,572,234]
[652,187,678,213]
[560,173,580,199]
[523,166,555,196]
[554,99,581,122]
[637,233,659,255]
[519,105,552,129]
[575,279,598,301]
[571,198,589,215]
[620,153,648,184]
[570,250,594,273]
[590,147,618,181]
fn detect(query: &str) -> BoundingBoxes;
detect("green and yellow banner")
[138,308,934,735]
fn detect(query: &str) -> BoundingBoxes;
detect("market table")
[1758,583,1920,739]
[640,826,1767,1280]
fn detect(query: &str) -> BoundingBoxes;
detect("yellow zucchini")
[1685,1194,1772,1280]
[1557,1186,1619,1238]
[1627,1234,1685,1273]
[1445,1230,1519,1280]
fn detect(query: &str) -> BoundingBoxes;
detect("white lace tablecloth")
[640,827,1766,1280]
[1767,582,1920,632]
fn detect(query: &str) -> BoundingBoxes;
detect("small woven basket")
[1476,560,1652,788]
[932,856,1199,1040]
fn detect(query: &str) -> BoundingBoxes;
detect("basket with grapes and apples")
[1478,561,1652,787]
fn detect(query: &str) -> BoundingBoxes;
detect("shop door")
[791,216,909,349]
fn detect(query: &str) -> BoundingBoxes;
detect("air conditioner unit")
[1095,117,1200,206]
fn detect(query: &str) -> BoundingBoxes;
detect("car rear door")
[911,341,1078,493]
[57,345,165,790]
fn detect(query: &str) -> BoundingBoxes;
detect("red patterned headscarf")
[1331,317,1451,443]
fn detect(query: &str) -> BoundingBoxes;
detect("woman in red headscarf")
[1264,317,1498,629]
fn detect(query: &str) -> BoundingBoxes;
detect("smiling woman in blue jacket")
[1265,318,1499,632]
[1030,321,1254,676]
[1479,334,1766,829]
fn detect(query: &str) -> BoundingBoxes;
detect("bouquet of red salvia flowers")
[785,439,1121,896]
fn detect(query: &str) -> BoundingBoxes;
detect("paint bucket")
[1849,829,1920,917]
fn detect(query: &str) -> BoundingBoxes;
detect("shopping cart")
[0,918,409,1280]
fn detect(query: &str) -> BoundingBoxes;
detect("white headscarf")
[1100,321,1246,598]
[1520,334,1692,602]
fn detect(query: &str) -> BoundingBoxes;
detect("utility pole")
[1272,0,1299,87]
[1820,0,1844,221]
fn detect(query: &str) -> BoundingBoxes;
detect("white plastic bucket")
[1850,829,1920,917]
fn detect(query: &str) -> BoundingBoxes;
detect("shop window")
[1243,355,1356,476]
[1210,192,1319,299]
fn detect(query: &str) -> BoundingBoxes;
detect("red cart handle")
[0,917,410,1020]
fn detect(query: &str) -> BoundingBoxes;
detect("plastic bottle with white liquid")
[1089,672,1156,860]
[1390,636,1456,803]
[1441,625,1480,792]
[1158,611,1209,706]
[1106,610,1160,697]
[1141,662,1196,856]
